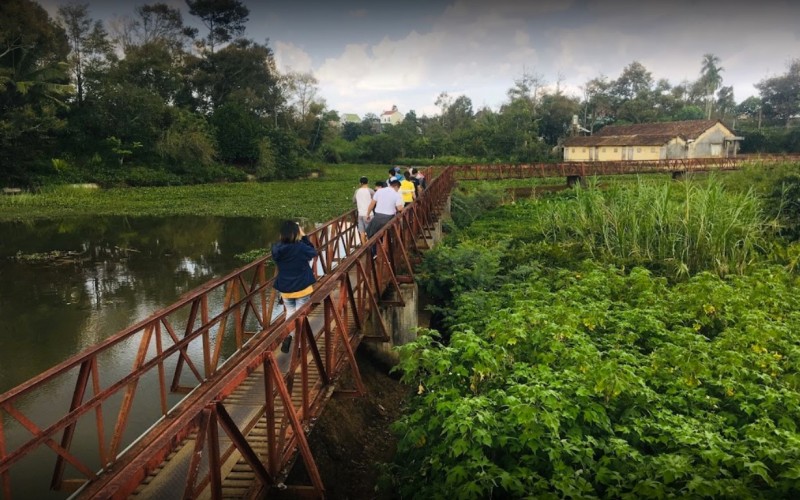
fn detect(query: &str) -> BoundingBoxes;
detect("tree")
[0,0,71,182]
[610,61,656,123]
[443,95,474,134]
[210,100,262,164]
[756,59,800,128]
[715,85,735,121]
[57,3,111,105]
[191,38,279,114]
[538,91,581,144]
[582,76,613,131]
[699,53,723,119]
[186,0,249,54]
[612,61,653,101]
[109,40,186,102]
[507,70,545,117]
[113,3,197,54]
[283,71,320,119]
[737,96,763,128]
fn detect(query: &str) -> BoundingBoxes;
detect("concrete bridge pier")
[362,195,450,365]
[363,283,419,365]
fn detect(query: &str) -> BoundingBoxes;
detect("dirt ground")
[285,348,411,499]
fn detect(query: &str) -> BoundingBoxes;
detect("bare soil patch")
[285,348,410,499]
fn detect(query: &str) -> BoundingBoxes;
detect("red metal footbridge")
[1,155,797,499]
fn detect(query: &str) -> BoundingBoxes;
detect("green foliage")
[417,241,504,305]
[0,164,392,221]
[464,177,769,277]
[211,102,262,164]
[393,260,800,498]
[156,109,217,169]
[739,127,800,154]
[450,182,505,229]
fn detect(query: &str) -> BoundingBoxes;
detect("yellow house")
[563,120,742,162]
[380,105,404,126]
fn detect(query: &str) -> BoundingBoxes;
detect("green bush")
[416,240,504,305]
[450,182,504,229]
[392,262,800,499]
[157,110,218,169]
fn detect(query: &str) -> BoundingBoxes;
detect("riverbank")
[0,164,395,222]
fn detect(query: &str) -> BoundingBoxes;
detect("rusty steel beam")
[0,167,454,499]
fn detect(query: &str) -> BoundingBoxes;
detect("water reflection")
[0,215,281,393]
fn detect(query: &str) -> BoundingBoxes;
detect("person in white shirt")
[352,176,375,244]
[365,179,404,239]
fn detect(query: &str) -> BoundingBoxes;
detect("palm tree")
[700,54,723,120]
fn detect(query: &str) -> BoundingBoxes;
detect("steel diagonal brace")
[355,257,390,342]
[326,295,366,397]
[265,352,325,497]
[374,235,405,306]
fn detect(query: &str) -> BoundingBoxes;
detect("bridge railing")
[0,167,454,499]
[450,155,800,181]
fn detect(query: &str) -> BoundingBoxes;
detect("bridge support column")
[671,171,685,180]
[566,175,584,188]
[363,283,418,366]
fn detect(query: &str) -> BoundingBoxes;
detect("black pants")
[366,213,394,239]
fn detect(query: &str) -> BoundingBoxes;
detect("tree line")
[1,0,799,187]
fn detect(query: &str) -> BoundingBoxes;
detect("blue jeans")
[283,293,311,318]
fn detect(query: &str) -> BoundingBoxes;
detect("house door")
[710,144,721,157]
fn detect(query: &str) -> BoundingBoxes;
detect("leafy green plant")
[391,262,800,498]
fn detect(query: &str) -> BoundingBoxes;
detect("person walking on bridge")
[352,176,374,245]
[272,220,317,353]
[400,171,417,206]
[366,179,403,239]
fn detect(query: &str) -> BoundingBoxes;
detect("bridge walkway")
[131,268,363,499]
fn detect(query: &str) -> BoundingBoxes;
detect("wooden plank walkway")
[131,270,360,499]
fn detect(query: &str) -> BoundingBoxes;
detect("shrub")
[392,262,800,498]
[157,110,217,169]
[450,182,504,229]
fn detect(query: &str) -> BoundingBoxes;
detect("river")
[0,215,290,499]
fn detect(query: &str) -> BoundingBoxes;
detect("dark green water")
[0,215,285,392]
[0,215,285,498]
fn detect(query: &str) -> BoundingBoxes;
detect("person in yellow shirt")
[400,171,416,206]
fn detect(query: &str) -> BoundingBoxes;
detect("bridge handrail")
[0,166,453,499]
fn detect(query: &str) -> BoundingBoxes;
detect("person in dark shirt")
[272,220,317,352]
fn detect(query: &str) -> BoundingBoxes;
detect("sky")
[39,0,800,118]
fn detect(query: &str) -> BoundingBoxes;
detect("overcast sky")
[41,0,800,118]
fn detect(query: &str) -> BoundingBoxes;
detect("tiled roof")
[594,120,723,139]
[381,110,401,116]
[563,134,678,147]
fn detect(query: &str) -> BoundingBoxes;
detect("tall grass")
[535,177,768,276]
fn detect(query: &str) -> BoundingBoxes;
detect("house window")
[613,148,618,153]
[637,148,642,153]
[651,148,656,153]
[602,148,606,152]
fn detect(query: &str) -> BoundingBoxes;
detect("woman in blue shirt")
[272,220,317,352]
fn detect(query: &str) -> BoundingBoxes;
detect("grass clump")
[467,176,770,278]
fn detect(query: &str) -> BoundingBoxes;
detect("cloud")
[312,2,555,114]
[274,0,800,115]
[274,42,314,73]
